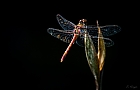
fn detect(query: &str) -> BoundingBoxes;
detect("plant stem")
[99,67,104,90]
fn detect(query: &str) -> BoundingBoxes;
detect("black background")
[3,1,139,90]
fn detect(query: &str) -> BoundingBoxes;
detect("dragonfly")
[47,14,121,62]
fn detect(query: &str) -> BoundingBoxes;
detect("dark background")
[3,1,139,90]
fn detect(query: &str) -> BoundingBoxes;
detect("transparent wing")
[56,14,76,30]
[47,28,74,43]
[76,37,85,47]
[92,36,114,47]
[76,35,114,47]
[87,25,121,36]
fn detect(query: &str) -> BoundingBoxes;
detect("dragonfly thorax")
[73,28,80,35]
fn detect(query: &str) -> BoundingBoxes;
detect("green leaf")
[84,32,100,90]
[84,21,106,90]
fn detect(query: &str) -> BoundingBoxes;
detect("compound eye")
[82,19,87,22]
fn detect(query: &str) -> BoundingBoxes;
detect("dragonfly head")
[80,19,87,22]
[77,19,87,28]
[79,19,87,24]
